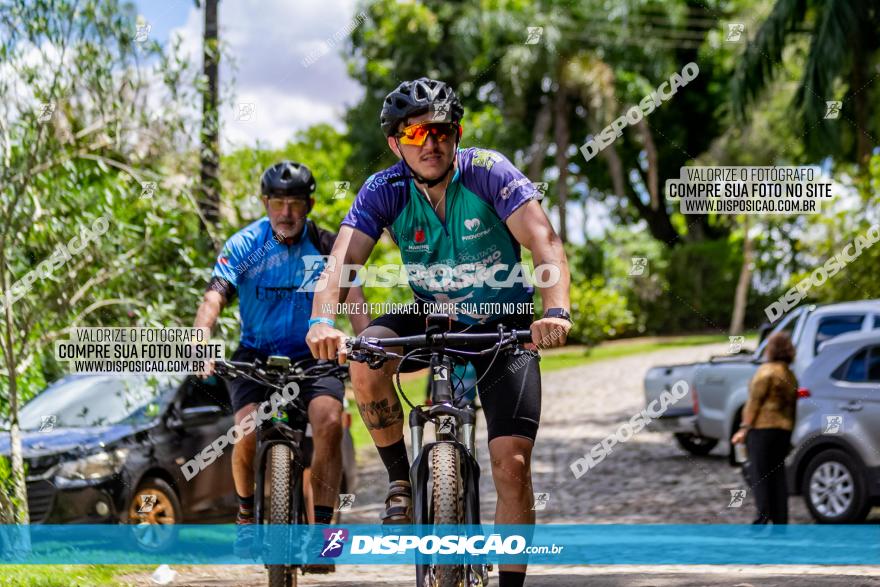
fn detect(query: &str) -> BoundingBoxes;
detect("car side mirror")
[169,405,224,429]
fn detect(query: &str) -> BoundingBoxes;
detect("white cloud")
[224,89,341,149]
[168,0,364,151]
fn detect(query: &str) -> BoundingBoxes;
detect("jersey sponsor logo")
[218,256,229,265]
[461,218,494,241]
[471,149,502,170]
[499,177,533,200]
[256,285,312,302]
[256,286,295,300]
[364,169,403,192]
[405,226,431,252]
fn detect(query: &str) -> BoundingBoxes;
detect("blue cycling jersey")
[210,217,334,359]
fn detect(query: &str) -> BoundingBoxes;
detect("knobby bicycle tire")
[268,444,298,587]
[431,442,464,587]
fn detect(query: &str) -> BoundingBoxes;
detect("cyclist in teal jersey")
[307,79,571,587]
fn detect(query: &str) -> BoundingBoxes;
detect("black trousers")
[746,428,792,524]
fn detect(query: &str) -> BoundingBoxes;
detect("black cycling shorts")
[227,346,345,414]
[368,305,541,442]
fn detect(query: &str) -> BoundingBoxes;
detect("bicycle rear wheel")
[430,442,463,587]
[267,444,299,587]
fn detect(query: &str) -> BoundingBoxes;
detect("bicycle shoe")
[381,480,413,524]
[233,510,257,559]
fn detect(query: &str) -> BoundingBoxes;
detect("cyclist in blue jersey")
[306,79,571,587]
[194,161,370,557]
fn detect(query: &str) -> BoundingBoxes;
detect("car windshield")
[17,374,180,430]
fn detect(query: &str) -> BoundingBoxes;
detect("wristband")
[308,317,335,329]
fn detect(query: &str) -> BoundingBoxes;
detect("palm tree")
[732,0,879,167]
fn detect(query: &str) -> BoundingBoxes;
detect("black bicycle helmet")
[260,161,316,198]
[380,77,464,136]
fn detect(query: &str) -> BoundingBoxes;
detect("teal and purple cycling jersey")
[342,147,540,324]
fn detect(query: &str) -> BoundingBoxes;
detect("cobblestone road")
[120,342,878,586]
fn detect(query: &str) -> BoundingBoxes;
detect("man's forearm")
[532,240,571,312]
[312,228,375,322]
[344,285,372,334]
[194,291,225,333]
[311,256,346,320]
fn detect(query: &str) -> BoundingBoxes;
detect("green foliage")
[222,124,355,229]
[638,239,748,333]
[783,153,880,303]
[563,225,781,340]
[0,455,22,523]
[568,276,635,344]
[0,0,203,442]
[731,0,880,162]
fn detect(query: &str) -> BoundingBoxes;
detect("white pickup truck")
[644,300,880,460]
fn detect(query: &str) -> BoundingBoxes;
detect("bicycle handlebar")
[351,330,532,350]
[345,328,532,368]
[213,357,348,389]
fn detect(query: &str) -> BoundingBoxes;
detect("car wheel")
[675,433,718,456]
[802,449,871,524]
[126,477,182,552]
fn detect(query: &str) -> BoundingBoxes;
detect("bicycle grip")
[513,329,533,343]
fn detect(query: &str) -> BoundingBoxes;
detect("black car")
[1,373,239,527]
[2,372,358,534]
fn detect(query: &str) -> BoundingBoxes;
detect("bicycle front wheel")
[267,443,298,587]
[430,442,463,587]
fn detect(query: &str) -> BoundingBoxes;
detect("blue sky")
[134,0,363,151]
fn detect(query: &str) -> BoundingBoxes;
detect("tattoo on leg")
[357,398,403,430]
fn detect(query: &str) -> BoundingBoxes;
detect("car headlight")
[55,448,129,481]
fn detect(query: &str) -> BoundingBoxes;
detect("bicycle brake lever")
[349,350,388,369]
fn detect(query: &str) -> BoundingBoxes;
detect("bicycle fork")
[409,355,481,525]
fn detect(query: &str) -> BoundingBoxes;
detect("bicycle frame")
[410,354,481,526]
[410,354,486,587]
[345,317,531,587]
[213,357,347,574]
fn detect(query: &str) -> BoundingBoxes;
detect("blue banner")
[1,524,878,565]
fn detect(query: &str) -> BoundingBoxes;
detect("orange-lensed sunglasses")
[396,122,462,146]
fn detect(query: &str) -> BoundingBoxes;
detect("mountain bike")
[213,356,348,587]
[346,313,532,587]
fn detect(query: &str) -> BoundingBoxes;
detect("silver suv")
[787,330,880,523]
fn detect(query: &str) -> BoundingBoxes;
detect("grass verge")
[0,565,153,587]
